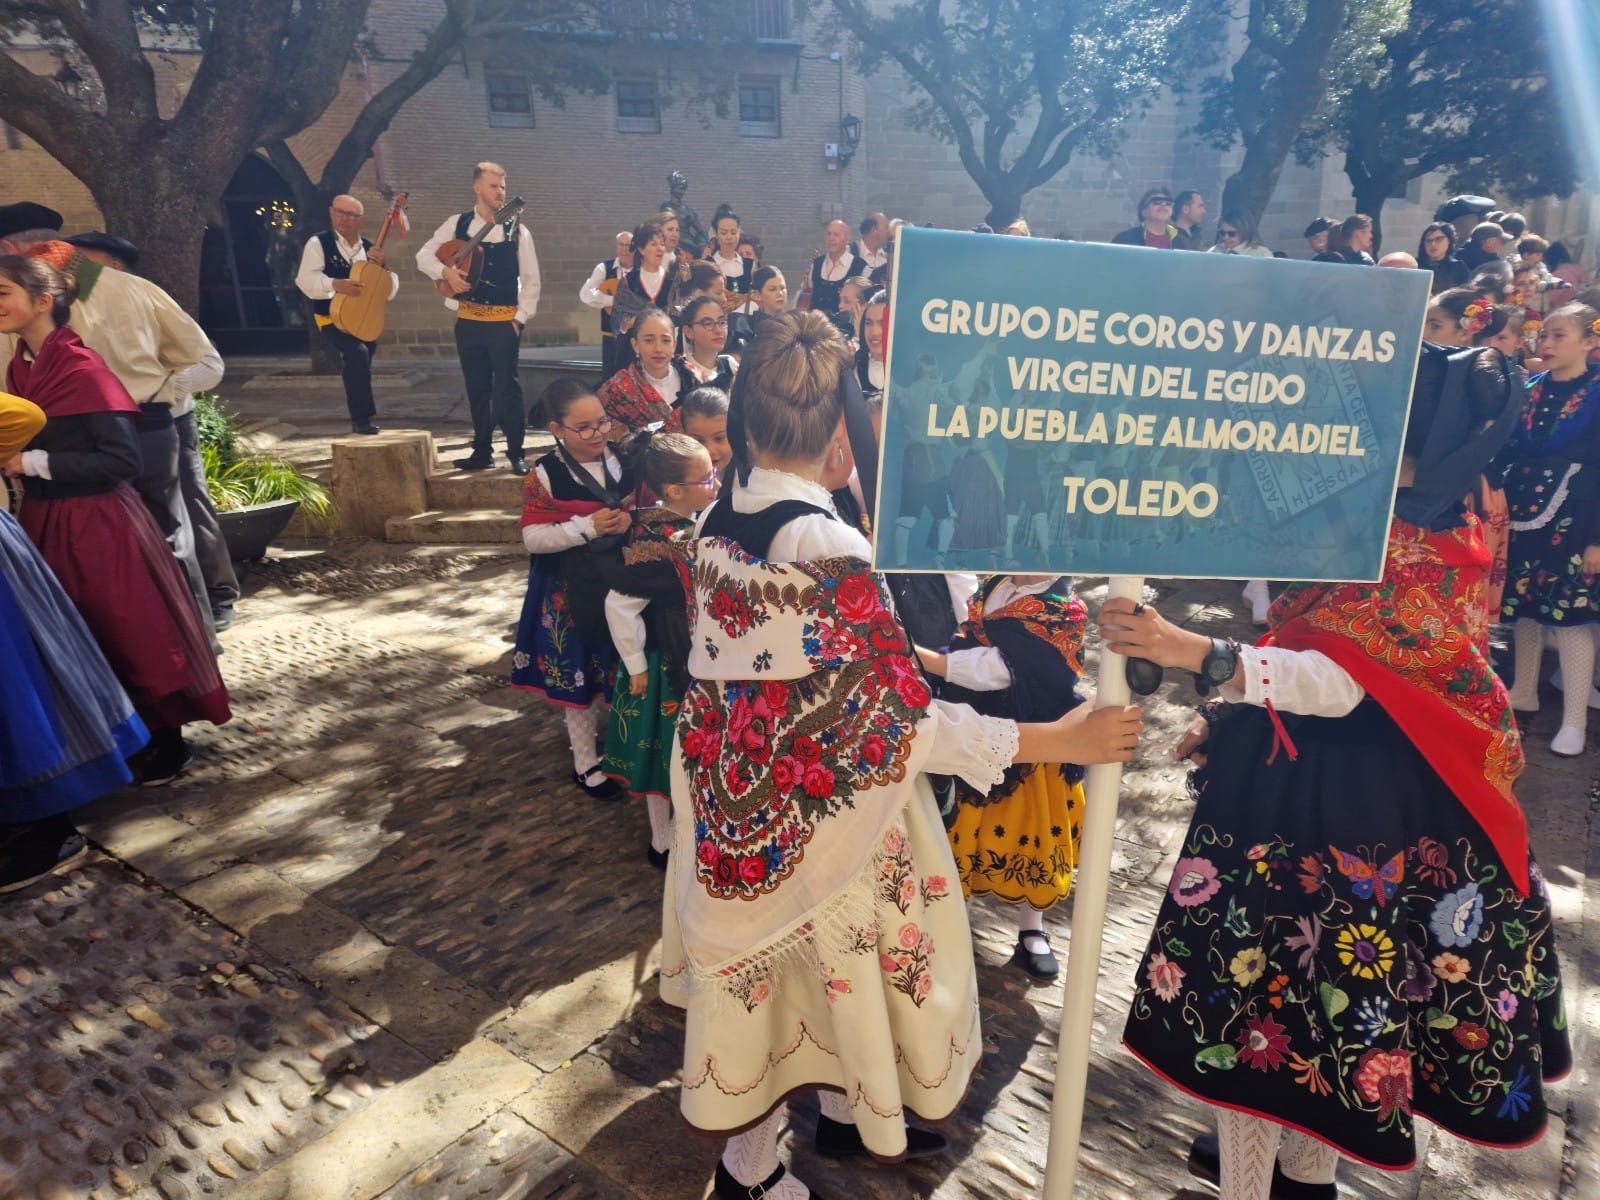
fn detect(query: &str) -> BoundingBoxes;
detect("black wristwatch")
[1193,637,1240,696]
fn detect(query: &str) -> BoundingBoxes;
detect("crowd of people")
[0,173,1592,1200]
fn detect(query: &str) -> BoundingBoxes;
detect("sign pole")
[1042,573,1144,1200]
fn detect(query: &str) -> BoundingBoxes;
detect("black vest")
[600,258,620,336]
[454,212,521,308]
[808,252,864,316]
[714,252,755,298]
[699,499,832,561]
[311,230,370,317]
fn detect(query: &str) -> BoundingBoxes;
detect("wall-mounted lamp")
[838,114,863,168]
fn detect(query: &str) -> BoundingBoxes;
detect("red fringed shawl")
[7,327,139,420]
[1264,516,1530,894]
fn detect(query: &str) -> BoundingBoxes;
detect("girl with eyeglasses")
[678,296,738,391]
[509,377,636,800]
[599,429,719,868]
[598,307,698,433]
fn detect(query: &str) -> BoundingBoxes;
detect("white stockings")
[1551,625,1595,755]
[816,1089,854,1124]
[645,794,672,854]
[1017,905,1048,957]
[1216,1108,1278,1200]
[1276,1128,1339,1186]
[721,1106,810,1198]
[563,700,607,776]
[1215,1110,1339,1198]
[1509,620,1543,712]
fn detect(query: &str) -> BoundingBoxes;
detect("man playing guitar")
[417,162,542,474]
[295,194,398,435]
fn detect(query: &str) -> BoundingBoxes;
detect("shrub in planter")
[194,394,336,554]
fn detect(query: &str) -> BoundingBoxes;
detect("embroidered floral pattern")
[1127,816,1568,1166]
[682,548,925,903]
[878,921,937,1008]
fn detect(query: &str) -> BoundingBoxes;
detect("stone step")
[426,470,525,510]
[385,509,523,545]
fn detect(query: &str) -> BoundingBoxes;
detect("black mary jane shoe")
[713,1160,827,1200]
[453,454,494,471]
[1187,1134,1338,1199]
[645,846,669,871]
[815,1113,947,1160]
[351,421,381,435]
[571,770,624,801]
[1010,931,1059,981]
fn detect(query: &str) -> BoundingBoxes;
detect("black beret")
[0,201,65,241]
[65,231,140,270]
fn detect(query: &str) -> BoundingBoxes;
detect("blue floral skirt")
[1123,700,1569,1170]
[508,561,615,708]
[0,513,148,820]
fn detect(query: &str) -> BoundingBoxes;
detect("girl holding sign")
[1101,346,1569,1200]
[1503,301,1600,755]
[671,313,1142,1200]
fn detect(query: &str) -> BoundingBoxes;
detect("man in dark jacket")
[1111,188,1180,249]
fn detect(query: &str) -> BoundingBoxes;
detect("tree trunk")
[1351,181,1391,254]
[981,175,1027,230]
[1220,1,1349,230]
[94,162,214,315]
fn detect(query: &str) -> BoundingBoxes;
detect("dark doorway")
[199,155,304,355]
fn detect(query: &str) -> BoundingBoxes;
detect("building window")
[486,72,535,128]
[738,78,781,138]
[751,0,791,41]
[616,78,661,134]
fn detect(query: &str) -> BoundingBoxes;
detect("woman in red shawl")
[1099,347,1568,1200]
[0,255,229,786]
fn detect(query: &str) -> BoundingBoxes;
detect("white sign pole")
[1042,573,1145,1200]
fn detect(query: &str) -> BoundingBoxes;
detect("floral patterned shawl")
[676,538,937,985]
[1265,516,1530,894]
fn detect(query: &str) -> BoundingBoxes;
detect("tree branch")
[0,48,108,172]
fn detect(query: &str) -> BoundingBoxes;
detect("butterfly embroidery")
[1328,846,1405,906]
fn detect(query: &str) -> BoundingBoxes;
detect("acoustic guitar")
[433,197,526,298]
[330,193,409,343]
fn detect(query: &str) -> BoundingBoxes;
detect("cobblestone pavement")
[1,367,1593,1200]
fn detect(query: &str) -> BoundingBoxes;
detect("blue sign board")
[871,226,1431,581]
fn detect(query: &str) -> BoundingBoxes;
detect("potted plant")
[195,393,335,562]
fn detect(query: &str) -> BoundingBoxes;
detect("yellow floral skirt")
[948,764,1082,910]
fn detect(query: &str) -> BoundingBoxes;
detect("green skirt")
[602,651,681,802]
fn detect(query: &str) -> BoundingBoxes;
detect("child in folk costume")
[599,429,719,867]
[0,392,149,891]
[1102,348,1568,1200]
[915,575,1089,981]
[667,313,1143,1200]
[509,377,635,800]
[1502,302,1600,755]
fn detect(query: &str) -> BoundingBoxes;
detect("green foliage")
[1326,0,1578,215]
[812,0,1228,224]
[192,393,335,531]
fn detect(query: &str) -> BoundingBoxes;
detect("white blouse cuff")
[960,715,1019,794]
[21,449,50,479]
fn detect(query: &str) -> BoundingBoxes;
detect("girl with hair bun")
[1502,302,1600,756]
[509,376,635,800]
[667,311,1142,1200]
[598,428,718,867]
[0,255,229,789]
